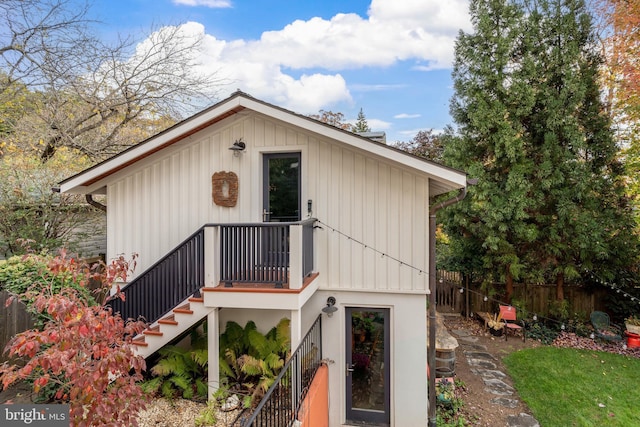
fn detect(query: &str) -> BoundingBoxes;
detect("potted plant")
[487,312,504,336]
[625,315,640,335]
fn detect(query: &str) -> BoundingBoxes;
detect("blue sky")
[89,0,471,143]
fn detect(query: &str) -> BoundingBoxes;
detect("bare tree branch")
[1,1,227,161]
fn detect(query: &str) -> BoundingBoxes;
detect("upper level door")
[263,152,301,222]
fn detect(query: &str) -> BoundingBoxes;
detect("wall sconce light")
[321,296,337,317]
[229,139,246,156]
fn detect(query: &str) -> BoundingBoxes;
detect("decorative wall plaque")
[212,171,238,207]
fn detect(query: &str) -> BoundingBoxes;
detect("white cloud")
[235,2,470,72]
[346,118,391,131]
[351,83,407,92]
[395,113,421,119]
[136,1,470,114]
[368,0,471,36]
[368,118,391,130]
[172,0,232,8]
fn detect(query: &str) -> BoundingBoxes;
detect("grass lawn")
[504,347,640,426]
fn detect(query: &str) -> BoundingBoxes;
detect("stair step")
[158,315,179,326]
[132,337,148,347]
[174,304,194,315]
[189,296,204,303]
[143,326,163,337]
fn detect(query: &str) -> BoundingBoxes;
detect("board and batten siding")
[308,137,429,293]
[107,112,430,293]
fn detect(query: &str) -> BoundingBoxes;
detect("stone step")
[507,413,540,427]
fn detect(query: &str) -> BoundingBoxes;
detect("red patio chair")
[499,305,525,342]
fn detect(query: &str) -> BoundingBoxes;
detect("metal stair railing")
[106,227,205,324]
[238,314,323,427]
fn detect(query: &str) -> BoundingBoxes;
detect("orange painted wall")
[297,363,329,427]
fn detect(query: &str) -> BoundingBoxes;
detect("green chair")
[590,311,623,342]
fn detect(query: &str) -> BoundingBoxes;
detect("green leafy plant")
[195,399,219,427]
[566,313,590,337]
[218,318,290,407]
[0,152,95,257]
[142,326,209,400]
[0,254,98,325]
[436,379,469,427]
[0,251,147,426]
[526,321,560,345]
[548,299,570,322]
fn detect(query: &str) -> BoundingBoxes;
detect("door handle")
[346,363,354,376]
[262,209,272,222]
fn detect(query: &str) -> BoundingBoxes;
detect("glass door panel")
[345,307,390,425]
[263,153,301,222]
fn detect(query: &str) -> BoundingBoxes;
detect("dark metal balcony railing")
[220,224,290,286]
[237,314,323,427]
[220,219,315,287]
[106,220,315,325]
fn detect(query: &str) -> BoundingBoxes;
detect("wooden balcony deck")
[203,272,319,293]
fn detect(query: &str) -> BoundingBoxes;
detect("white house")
[60,91,467,426]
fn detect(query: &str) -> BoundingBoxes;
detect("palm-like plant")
[219,318,290,407]
[143,325,209,400]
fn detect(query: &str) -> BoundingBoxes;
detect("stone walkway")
[450,327,540,427]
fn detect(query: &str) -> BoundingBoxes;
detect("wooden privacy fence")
[435,270,608,320]
[467,284,607,320]
[0,290,34,363]
[435,270,464,313]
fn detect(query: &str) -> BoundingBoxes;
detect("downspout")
[427,178,475,427]
[51,187,107,212]
[85,194,107,212]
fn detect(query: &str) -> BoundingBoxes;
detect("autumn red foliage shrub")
[0,251,148,426]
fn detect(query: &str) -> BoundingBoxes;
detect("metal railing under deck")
[238,314,323,427]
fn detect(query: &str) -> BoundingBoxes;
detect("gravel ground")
[0,382,245,426]
[137,398,242,427]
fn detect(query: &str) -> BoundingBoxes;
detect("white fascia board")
[241,97,468,192]
[59,96,244,194]
[60,93,466,194]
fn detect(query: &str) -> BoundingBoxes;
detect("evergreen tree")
[443,0,536,301]
[353,108,371,133]
[442,0,637,302]
[521,0,636,299]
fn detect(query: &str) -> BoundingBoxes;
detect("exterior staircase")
[107,221,315,360]
[129,294,216,359]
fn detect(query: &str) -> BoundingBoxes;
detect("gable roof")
[59,91,467,195]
